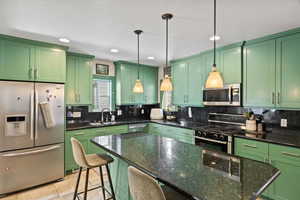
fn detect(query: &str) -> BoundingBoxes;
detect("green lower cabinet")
[64,125,129,173]
[235,137,300,200]
[147,123,195,144]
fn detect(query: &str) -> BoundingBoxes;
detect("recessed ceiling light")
[110,49,119,53]
[209,35,221,41]
[59,38,70,43]
[147,56,155,60]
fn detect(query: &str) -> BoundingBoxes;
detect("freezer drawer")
[0,143,64,195]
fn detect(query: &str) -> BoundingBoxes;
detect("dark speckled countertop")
[91,133,280,200]
[67,119,300,148]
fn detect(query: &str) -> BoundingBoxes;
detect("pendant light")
[160,13,173,91]
[133,30,144,93]
[205,0,224,89]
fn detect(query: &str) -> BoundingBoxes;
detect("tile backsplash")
[66,104,160,123]
[176,106,300,128]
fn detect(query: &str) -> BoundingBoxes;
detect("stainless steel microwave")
[203,84,241,106]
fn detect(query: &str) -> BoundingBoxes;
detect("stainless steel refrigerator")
[0,81,64,195]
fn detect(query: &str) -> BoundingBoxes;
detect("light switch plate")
[281,119,288,127]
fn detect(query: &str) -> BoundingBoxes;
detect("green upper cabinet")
[172,55,207,106]
[219,45,242,84]
[141,66,158,104]
[172,61,188,105]
[276,33,300,109]
[0,35,67,83]
[35,46,66,83]
[243,40,276,108]
[0,39,34,81]
[66,53,94,105]
[115,61,158,105]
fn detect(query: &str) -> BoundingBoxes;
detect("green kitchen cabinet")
[276,33,300,109]
[267,144,300,200]
[187,57,205,106]
[0,36,66,83]
[115,61,158,105]
[0,39,34,81]
[172,61,188,105]
[141,66,158,104]
[0,35,67,82]
[35,46,66,83]
[172,56,206,106]
[235,137,300,200]
[65,125,129,173]
[243,40,276,107]
[219,46,242,84]
[147,123,195,144]
[66,53,94,105]
[235,138,269,162]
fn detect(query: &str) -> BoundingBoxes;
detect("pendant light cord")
[137,33,140,79]
[166,17,169,70]
[213,0,216,66]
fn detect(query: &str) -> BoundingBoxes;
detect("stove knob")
[213,134,219,139]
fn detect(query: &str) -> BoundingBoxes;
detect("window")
[93,79,112,111]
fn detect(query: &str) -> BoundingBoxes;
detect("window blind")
[93,79,112,111]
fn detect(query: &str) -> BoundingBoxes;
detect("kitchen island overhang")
[91,132,280,200]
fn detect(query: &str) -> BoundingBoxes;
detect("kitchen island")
[91,132,280,200]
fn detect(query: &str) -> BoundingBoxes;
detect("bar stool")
[128,166,192,200]
[71,137,116,200]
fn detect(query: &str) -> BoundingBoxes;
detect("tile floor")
[0,168,109,200]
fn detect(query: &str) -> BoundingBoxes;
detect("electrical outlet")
[281,119,288,127]
[141,109,144,114]
[117,110,122,116]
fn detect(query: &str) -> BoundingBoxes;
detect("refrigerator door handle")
[35,89,39,139]
[1,145,61,157]
[30,89,34,140]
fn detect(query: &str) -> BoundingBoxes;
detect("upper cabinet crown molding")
[0,34,69,51]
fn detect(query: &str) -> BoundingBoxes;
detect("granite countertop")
[67,119,300,148]
[235,127,300,148]
[91,133,280,200]
[66,119,206,131]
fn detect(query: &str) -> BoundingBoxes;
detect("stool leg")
[105,164,116,200]
[73,167,82,200]
[84,168,90,200]
[99,166,106,200]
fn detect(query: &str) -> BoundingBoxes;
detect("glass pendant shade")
[133,79,144,93]
[160,75,173,91]
[205,65,224,88]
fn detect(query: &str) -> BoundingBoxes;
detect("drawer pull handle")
[243,144,257,148]
[281,152,300,158]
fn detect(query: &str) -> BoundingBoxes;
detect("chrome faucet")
[101,108,111,123]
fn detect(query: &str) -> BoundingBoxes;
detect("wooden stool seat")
[71,137,116,200]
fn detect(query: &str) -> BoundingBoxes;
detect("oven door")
[195,137,229,154]
[203,88,231,106]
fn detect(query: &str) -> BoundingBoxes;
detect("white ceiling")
[1,0,300,65]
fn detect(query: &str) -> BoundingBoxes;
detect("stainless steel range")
[194,113,246,154]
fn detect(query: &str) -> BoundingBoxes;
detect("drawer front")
[235,138,268,160]
[93,125,129,136]
[269,143,300,166]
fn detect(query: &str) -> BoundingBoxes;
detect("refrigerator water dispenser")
[5,115,27,136]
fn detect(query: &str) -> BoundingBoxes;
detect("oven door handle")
[228,86,232,104]
[195,136,228,144]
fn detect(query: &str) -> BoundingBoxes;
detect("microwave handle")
[228,86,232,104]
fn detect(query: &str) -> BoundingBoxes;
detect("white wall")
[92,59,115,76]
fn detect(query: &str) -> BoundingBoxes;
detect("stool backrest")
[128,166,166,200]
[71,137,89,168]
